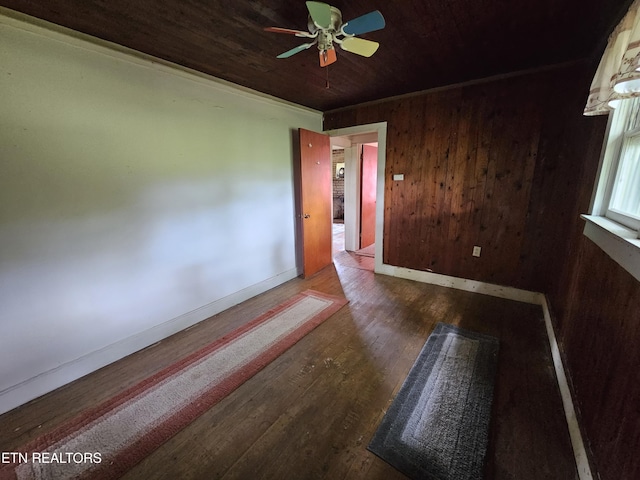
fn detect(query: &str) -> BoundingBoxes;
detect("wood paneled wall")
[555,239,640,480]
[324,64,640,479]
[326,67,593,289]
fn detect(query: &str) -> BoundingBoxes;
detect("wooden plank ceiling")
[0,0,632,111]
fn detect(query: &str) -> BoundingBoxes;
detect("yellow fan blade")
[340,37,379,57]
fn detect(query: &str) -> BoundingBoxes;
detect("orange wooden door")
[298,128,332,278]
[360,144,377,248]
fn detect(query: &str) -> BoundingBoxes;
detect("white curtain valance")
[585,0,640,116]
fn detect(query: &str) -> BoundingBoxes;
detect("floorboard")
[0,248,577,479]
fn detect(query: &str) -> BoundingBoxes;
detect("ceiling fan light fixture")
[266,2,385,67]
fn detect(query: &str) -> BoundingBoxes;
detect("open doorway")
[327,122,387,272]
[330,143,376,271]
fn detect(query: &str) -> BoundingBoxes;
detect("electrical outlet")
[472,246,481,257]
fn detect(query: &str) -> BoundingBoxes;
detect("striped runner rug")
[0,289,347,480]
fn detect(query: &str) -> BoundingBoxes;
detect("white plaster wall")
[0,12,321,413]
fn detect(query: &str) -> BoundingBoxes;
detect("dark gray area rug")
[368,323,500,480]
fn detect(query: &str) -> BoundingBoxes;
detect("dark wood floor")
[0,255,577,479]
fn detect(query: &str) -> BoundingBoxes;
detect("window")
[582,97,640,283]
[604,97,640,231]
[581,0,640,282]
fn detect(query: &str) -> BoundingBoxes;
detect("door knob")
[303,214,311,218]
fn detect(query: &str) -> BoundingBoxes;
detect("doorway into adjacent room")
[295,122,385,276]
[329,127,382,272]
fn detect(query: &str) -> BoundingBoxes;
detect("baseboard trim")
[539,295,593,480]
[0,268,298,415]
[375,262,593,479]
[376,263,541,304]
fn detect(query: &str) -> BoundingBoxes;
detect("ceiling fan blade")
[306,1,332,29]
[342,11,386,36]
[264,26,308,35]
[277,42,315,59]
[319,48,337,67]
[340,37,380,57]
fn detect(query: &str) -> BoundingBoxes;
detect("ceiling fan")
[265,1,385,67]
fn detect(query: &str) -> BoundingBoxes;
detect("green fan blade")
[306,1,332,29]
[341,37,379,57]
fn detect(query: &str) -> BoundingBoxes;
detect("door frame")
[325,122,387,273]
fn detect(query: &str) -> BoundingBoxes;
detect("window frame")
[583,97,640,282]
[600,98,640,231]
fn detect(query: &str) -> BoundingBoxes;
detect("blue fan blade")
[342,11,385,36]
[277,43,314,59]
